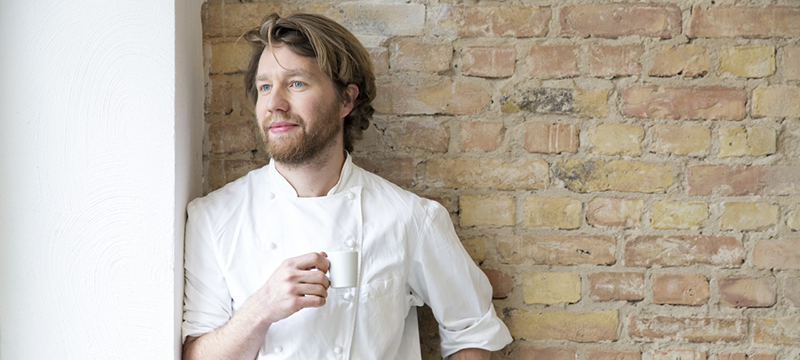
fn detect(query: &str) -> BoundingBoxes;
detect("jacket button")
[345,193,355,200]
[274,346,282,353]
[267,192,275,200]
[342,293,353,301]
[269,242,277,250]
[334,346,343,354]
[345,239,356,248]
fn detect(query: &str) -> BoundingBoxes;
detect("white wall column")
[0,0,203,358]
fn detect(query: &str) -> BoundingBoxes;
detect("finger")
[292,268,329,285]
[294,283,328,298]
[295,294,326,308]
[290,252,328,271]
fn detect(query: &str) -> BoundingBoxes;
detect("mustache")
[266,114,304,127]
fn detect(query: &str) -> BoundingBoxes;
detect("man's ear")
[340,84,360,119]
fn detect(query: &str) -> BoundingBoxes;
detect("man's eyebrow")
[255,69,318,82]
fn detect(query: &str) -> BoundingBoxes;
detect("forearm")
[183,299,270,360]
[449,348,491,360]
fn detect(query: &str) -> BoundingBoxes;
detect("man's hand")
[449,348,491,360]
[254,252,332,325]
[183,252,331,360]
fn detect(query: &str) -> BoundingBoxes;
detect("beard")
[259,108,342,167]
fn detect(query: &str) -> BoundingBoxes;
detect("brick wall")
[201,1,800,359]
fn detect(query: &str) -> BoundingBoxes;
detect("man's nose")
[265,87,290,113]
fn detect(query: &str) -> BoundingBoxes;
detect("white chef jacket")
[182,154,512,359]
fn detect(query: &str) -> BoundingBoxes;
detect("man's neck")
[274,147,347,198]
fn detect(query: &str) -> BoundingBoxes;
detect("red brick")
[524,122,579,154]
[461,122,504,151]
[367,47,389,76]
[719,277,777,308]
[352,156,415,187]
[624,235,744,268]
[461,46,515,78]
[687,165,800,196]
[650,44,710,78]
[588,272,645,302]
[208,120,257,154]
[785,277,800,308]
[426,158,548,190]
[652,274,709,306]
[620,86,747,120]
[651,349,706,360]
[588,45,643,77]
[520,234,616,266]
[689,5,800,38]
[374,77,490,115]
[390,39,451,73]
[518,346,575,360]
[785,46,800,80]
[585,349,641,360]
[753,238,800,270]
[384,117,449,153]
[560,3,681,38]
[433,5,551,37]
[482,269,513,299]
[628,316,747,342]
[527,45,579,79]
[587,198,644,228]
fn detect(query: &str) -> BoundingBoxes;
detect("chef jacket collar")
[267,153,356,198]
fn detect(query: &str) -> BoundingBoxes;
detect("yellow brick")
[589,124,644,155]
[204,3,281,38]
[574,89,610,118]
[721,202,778,231]
[650,44,710,77]
[427,158,549,190]
[507,309,619,342]
[720,46,775,78]
[524,197,582,229]
[210,41,251,74]
[461,237,486,262]
[460,195,515,227]
[754,317,800,345]
[787,208,800,231]
[652,201,708,229]
[523,272,581,304]
[753,86,800,118]
[650,124,711,156]
[555,160,674,193]
[720,126,776,157]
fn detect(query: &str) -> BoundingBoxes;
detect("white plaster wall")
[0,0,203,358]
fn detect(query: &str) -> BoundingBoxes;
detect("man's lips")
[268,122,299,134]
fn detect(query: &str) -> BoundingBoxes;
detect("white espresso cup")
[327,250,358,288]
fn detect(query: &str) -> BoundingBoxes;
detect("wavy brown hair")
[243,13,376,153]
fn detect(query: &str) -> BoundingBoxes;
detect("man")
[182,13,512,359]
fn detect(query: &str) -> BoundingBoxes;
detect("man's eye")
[260,84,271,92]
[290,81,304,88]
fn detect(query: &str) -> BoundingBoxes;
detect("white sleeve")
[407,202,513,357]
[181,201,233,343]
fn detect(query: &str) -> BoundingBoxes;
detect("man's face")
[254,45,347,165]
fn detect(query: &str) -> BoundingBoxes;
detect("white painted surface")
[0,0,203,358]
